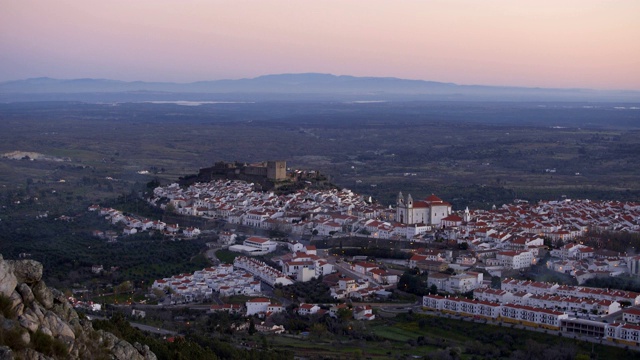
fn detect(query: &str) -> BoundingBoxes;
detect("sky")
[1,0,639,90]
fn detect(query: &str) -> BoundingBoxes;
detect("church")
[396,192,453,226]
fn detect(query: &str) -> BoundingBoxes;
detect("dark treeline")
[93,313,293,360]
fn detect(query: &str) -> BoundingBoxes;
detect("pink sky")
[1,0,639,90]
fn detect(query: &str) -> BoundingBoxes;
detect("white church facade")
[396,193,454,227]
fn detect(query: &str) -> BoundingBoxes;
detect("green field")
[215,249,242,264]
[231,313,638,359]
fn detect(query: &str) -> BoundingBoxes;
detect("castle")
[396,192,453,226]
[238,161,287,181]
[187,160,286,183]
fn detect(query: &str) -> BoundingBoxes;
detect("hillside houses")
[328,276,384,300]
[275,248,335,282]
[97,177,640,289]
[234,256,294,287]
[500,279,640,305]
[427,271,484,294]
[423,294,569,330]
[147,180,458,241]
[436,199,640,279]
[424,292,640,346]
[246,297,285,316]
[149,180,374,233]
[145,181,640,272]
[89,205,200,239]
[151,263,260,302]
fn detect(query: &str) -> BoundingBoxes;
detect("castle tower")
[266,161,287,181]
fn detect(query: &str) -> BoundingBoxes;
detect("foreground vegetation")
[259,312,633,359]
[131,300,634,359]
[93,313,293,360]
[0,207,210,290]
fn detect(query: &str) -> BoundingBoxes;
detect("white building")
[219,231,237,245]
[497,250,534,269]
[244,236,277,252]
[229,236,278,255]
[605,323,640,346]
[353,305,375,320]
[246,297,272,315]
[423,295,568,329]
[234,256,294,287]
[297,303,321,316]
[396,193,452,226]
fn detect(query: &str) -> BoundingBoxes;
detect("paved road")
[130,323,178,336]
[323,250,382,287]
[205,248,222,265]
[86,315,178,336]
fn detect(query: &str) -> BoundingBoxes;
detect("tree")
[248,318,256,335]
[336,307,353,322]
[115,280,133,299]
[165,202,176,214]
[152,288,167,300]
[146,179,160,189]
[310,323,328,339]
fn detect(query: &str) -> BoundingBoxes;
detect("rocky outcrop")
[97,331,155,360]
[0,254,156,360]
[12,260,43,285]
[0,258,17,298]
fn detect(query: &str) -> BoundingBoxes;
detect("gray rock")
[52,300,77,323]
[20,331,30,346]
[10,260,43,285]
[8,291,23,318]
[21,348,53,360]
[1,318,17,331]
[99,331,146,360]
[0,346,14,360]
[32,281,53,309]
[30,302,46,322]
[0,259,17,298]
[112,339,146,360]
[51,289,67,307]
[18,313,39,332]
[16,283,35,305]
[42,311,75,339]
[38,325,53,337]
[134,342,158,360]
[0,254,156,360]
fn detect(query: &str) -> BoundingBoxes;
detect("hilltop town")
[77,160,640,349]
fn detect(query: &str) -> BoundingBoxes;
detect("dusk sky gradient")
[1,0,639,90]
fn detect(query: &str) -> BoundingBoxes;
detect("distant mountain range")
[1,73,638,102]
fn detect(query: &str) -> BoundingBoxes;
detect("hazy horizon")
[2,1,639,91]
[3,73,640,93]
